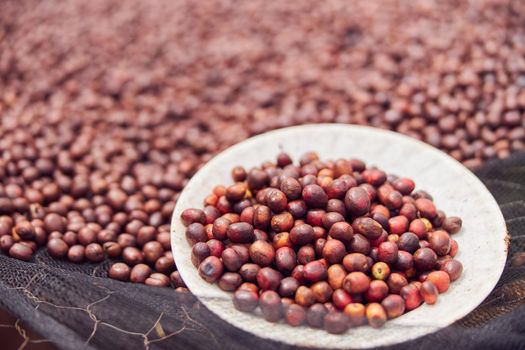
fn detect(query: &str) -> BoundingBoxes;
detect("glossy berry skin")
[342,272,370,294]
[378,241,398,265]
[420,281,439,304]
[233,290,259,312]
[400,284,423,311]
[260,291,283,322]
[441,259,463,281]
[366,303,387,328]
[324,312,350,334]
[381,294,405,319]
[426,271,450,293]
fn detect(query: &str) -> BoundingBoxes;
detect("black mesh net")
[0,152,524,350]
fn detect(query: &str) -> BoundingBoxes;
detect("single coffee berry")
[109,263,131,282]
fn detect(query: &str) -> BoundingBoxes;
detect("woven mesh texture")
[0,152,524,350]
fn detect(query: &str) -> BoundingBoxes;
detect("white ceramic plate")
[171,124,507,349]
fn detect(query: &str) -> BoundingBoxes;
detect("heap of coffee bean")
[0,120,189,290]
[1,0,523,173]
[0,203,186,290]
[0,0,521,292]
[181,152,463,333]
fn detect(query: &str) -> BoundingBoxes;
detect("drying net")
[0,152,524,350]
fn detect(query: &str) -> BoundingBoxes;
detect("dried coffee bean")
[233,290,259,312]
[0,235,15,252]
[13,221,36,241]
[109,263,131,282]
[239,263,260,282]
[247,169,269,191]
[415,198,437,219]
[198,256,224,283]
[352,217,383,240]
[371,262,391,280]
[395,251,414,271]
[227,222,254,243]
[275,247,297,274]
[279,277,300,297]
[378,241,398,265]
[295,286,316,307]
[68,245,85,263]
[324,312,350,334]
[332,289,353,310]
[442,216,462,234]
[259,290,282,322]
[249,240,275,267]
[322,239,346,264]
[170,271,186,289]
[103,242,122,258]
[414,247,438,271]
[327,264,346,290]
[409,219,428,239]
[365,280,389,302]
[321,212,345,230]
[270,212,294,233]
[381,294,405,319]
[285,304,306,327]
[143,241,164,264]
[130,264,152,283]
[122,247,144,266]
[325,179,349,200]
[218,272,243,291]
[47,238,69,258]
[221,248,242,272]
[400,284,423,311]
[9,243,33,261]
[212,218,231,240]
[344,187,370,216]
[429,230,451,256]
[426,271,450,293]
[342,272,370,294]
[186,223,207,244]
[290,223,315,245]
[145,273,170,287]
[328,221,353,242]
[349,234,371,255]
[225,183,247,202]
[343,303,366,326]
[304,260,328,283]
[420,281,439,304]
[397,232,420,253]
[256,267,282,291]
[297,245,316,265]
[392,178,415,195]
[302,184,328,209]
[191,242,211,267]
[441,259,463,281]
[387,273,408,294]
[266,189,288,213]
[231,167,247,182]
[85,243,105,263]
[366,303,387,328]
[253,206,271,230]
[287,200,308,218]
[343,253,369,273]
[181,208,206,226]
[307,303,329,328]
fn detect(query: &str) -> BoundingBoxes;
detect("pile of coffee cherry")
[180,151,463,333]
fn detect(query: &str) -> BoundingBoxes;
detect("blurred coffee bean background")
[0,0,523,348]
